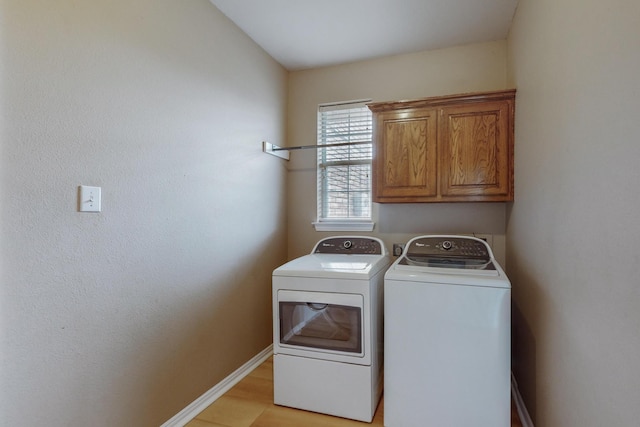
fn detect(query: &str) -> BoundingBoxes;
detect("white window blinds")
[317,101,373,222]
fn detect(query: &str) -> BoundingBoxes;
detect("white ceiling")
[209,0,519,71]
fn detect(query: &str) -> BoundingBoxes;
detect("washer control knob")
[343,240,353,249]
[441,240,453,250]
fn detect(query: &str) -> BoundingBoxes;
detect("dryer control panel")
[313,237,384,255]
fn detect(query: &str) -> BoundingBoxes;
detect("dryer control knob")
[442,240,453,250]
[343,240,353,249]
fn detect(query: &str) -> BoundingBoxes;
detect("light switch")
[78,185,101,212]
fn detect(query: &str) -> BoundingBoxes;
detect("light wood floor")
[185,356,524,427]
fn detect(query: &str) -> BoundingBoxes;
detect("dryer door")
[276,290,364,359]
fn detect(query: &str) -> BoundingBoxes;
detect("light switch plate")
[78,185,101,212]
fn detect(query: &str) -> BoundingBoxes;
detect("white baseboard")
[511,372,535,427]
[161,345,273,427]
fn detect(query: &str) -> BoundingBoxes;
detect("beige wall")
[7,1,638,425]
[507,0,640,425]
[0,1,288,425]
[287,41,511,264]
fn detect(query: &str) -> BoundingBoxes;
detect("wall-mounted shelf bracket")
[262,141,290,161]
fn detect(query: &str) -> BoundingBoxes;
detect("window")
[315,100,374,231]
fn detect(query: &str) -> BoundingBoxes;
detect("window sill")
[312,221,375,232]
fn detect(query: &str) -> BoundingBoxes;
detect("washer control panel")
[399,236,496,271]
[313,237,384,255]
[406,236,490,259]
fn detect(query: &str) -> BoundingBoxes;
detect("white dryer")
[384,235,511,427]
[272,236,391,422]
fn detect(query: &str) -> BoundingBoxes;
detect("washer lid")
[273,253,391,279]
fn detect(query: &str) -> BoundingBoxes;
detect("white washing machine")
[384,235,511,427]
[272,236,391,422]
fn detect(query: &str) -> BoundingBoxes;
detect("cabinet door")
[373,108,437,201]
[439,101,513,200]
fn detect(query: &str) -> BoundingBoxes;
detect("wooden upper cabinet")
[368,89,515,203]
[439,101,512,199]
[375,108,437,199]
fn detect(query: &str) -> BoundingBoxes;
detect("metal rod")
[272,141,371,151]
